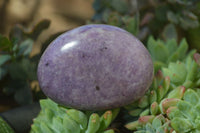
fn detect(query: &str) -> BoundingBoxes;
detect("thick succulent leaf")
[85,114,100,133]
[63,115,81,133]
[32,99,118,133]
[147,37,169,63]
[165,39,178,55]
[167,86,185,99]
[162,62,187,85]
[177,101,195,120]
[66,109,88,130]
[176,39,188,59]
[183,89,199,106]
[98,111,112,132]
[124,120,139,130]
[150,102,159,115]
[171,117,193,132]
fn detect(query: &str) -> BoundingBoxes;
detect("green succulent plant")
[125,114,175,133]
[124,35,200,132]
[0,20,50,105]
[162,56,200,88]
[167,89,200,132]
[124,70,171,117]
[30,99,119,133]
[147,36,196,73]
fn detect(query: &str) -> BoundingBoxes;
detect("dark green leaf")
[0,67,7,80]
[0,35,13,52]
[0,55,11,66]
[167,11,179,24]
[8,62,27,81]
[162,24,177,41]
[18,39,34,56]
[28,19,51,40]
[110,0,128,14]
[123,15,139,35]
[179,16,199,30]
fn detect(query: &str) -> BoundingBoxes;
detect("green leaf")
[145,123,155,133]
[150,102,159,115]
[123,15,139,35]
[183,89,199,106]
[162,62,187,85]
[147,37,169,63]
[86,113,100,133]
[167,86,185,99]
[171,117,193,132]
[149,90,157,104]
[166,39,178,55]
[98,111,113,132]
[185,58,198,82]
[138,95,149,108]
[0,35,13,52]
[177,101,195,120]
[179,16,199,30]
[102,129,115,133]
[28,19,51,40]
[162,24,177,41]
[63,115,80,133]
[18,39,34,56]
[125,120,139,130]
[140,109,150,116]
[44,108,54,122]
[40,99,58,111]
[0,117,14,133]
[51,117,65,133]
[129,108,143,117]
[110,0,128,14]
[67,109,88,130]
[167,11,179,24]
[0,55,11,66]
[152,115,165,129]
[40,122,54,133]
[177,38,188,60]
[0,67,7,80]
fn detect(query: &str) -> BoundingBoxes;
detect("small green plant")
[31,99,119,133]
[0,20,50,105]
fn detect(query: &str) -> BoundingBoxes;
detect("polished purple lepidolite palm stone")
[37,24,154,110]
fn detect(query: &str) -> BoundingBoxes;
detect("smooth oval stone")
[37,24,154,110]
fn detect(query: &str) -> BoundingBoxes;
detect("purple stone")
[37,24,154,110]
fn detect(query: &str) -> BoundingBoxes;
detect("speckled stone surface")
[37,24,154,110]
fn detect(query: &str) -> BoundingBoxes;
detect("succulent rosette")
[30,99,119,133]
